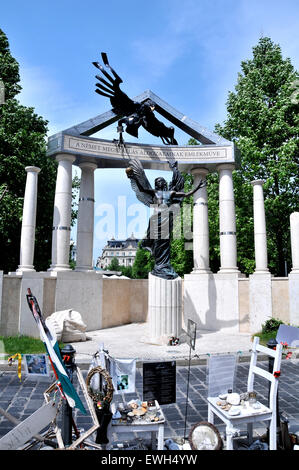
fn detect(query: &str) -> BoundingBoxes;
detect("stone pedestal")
[249,272,272,333]
[147,273,182,344]
[290,212,299,274]
[289,273,299,326]
[184,272,240,332]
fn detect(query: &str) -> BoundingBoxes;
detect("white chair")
[207,336,283,450]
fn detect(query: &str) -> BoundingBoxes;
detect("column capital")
[25,166,41,174]
[251,179,265,186]
[216,163,235,172]
[55,153,76,163]
[78,161,97,171]
[190,167,209,177]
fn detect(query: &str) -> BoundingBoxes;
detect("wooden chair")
[207,336,283,450]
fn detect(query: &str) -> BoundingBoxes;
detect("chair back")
[207,354,237,398]
[247,336,283,411]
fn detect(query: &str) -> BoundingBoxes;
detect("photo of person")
[117,374,129,390]
[24,354,49,376]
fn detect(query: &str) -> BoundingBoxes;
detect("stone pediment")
[47,89,239,171]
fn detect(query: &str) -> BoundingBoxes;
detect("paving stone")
[0,359,299,448]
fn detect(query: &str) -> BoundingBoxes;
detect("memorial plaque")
[143,361,176,405]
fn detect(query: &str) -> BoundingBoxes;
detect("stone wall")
[102,278,148,328]
[0,271,296,338]
[0,271,148,338]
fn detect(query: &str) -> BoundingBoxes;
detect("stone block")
[55,271,103,331]
[184,272,239,332]
[289,273,299,326]
[249,272,272,333]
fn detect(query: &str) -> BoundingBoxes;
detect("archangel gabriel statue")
[126,159,206,280]
[93,53,178,146]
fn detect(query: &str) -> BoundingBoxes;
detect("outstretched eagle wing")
[93,52,139,116]
[126,159,154,207]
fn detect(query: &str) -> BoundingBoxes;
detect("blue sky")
[1,0,299,264]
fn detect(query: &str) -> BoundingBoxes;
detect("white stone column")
[75,162,97,272]
[49,154,75,271]
[17,166,41,273]
[217,164,238,273]
[290,212,299,273]
[191,167,211,273]
[251,180,269,273]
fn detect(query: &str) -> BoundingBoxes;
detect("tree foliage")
[131,243,154,279]
[215,37,299,276]
[0,28,57,273]
[106,37,299,279]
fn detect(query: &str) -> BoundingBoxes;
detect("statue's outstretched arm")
[173,179,207,198]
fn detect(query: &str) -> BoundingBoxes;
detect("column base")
[48,265,72,272]
[290,269,299,274]
[16,266,36,275]
[217,267,240,274]
[75,266,94,272]
[253,269,270,274]
[192,268,212,274]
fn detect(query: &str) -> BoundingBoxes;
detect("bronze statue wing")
[93,53,139,117]
[126,159,154,207]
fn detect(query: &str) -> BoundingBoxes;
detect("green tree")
[132,244,154,279]
[119,265,133,278]
[106,257,120,271]
[169,141,221,275]
[215,37,299,276]
[0,28,58,273]
[170,170,194,277]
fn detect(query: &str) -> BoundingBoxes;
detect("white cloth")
[110,358,136,394]
[46,309,87,342]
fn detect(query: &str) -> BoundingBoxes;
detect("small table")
[208,396,273,450]
[109,401,165,450]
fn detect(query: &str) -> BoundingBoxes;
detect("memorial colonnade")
[17,153,269,276]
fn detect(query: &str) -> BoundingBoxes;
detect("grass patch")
[0,335,64,356]
[253,330,278,346]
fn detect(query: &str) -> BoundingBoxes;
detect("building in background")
[96,233,140,269]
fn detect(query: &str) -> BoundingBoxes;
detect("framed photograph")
[23,354,50,377]
[117,374,129,391]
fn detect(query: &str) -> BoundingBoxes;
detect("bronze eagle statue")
[92,53,178,146]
